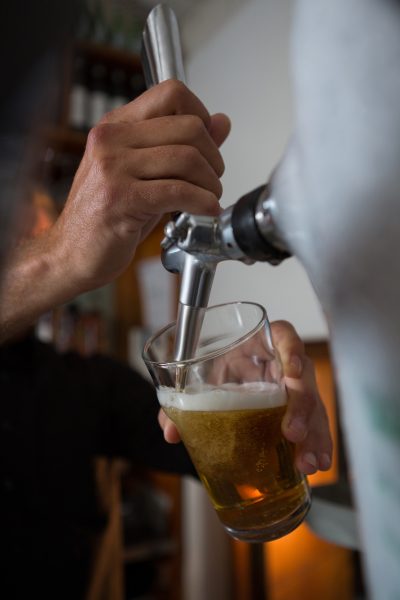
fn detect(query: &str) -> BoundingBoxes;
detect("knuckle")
[164,179,188,200]
[182,146,200,166]
[86,127,124,182]
[97,154,118,179]
[86,122,114,153]
[159,79,188,106]
[201,193,220,215]
[179,145,201,169]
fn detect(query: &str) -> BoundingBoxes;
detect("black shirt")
[0,335,195,599]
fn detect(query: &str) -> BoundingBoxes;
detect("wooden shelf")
[41,125,87,154]
[123,538,177,564]
[75,40,142,71]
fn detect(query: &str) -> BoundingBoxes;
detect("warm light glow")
[31,189,57,236]
[266,348,350,600]
[236,484,263,500]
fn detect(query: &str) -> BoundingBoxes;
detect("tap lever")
[160,184,291,273]
[141,4,186,87]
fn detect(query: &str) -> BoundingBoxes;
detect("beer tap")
[142,3,217,363]
[142,5,291,363]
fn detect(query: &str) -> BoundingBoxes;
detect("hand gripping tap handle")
[141,4,216,363]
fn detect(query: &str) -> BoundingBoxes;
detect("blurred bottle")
[87,62,109,127]
[80,310,107,356]
[109,6,126,49]
[91,0,110,45]
[124,15,142,54]
[36,312,54,344]
[53,304,80,353]
[75,0,94,41]
[108,2,142,53]
[68,53,90,131]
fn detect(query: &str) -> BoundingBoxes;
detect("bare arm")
[0,81,230,343]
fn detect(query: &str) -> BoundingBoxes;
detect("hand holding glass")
[143,302,311,542]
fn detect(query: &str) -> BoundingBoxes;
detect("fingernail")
[287,417,307,441]
[290,355,303,377]
[304,452,318,469]
[319,453,331,470]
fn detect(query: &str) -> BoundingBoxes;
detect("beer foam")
[157,381,287,411]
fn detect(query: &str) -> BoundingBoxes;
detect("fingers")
[93,115,226,178]
[121,178,221,221]
[105,80,212,126]
[281,356,333,475]
[85,102,229,220]
[158,409,181,444]
[122,144,223,199]
[270,320,305,379]
[296,404,332,474]
[209,113,231,148]
[55,81,229,296]
[100,81,229,183]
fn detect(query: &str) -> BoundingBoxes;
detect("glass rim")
[142,301,267,368]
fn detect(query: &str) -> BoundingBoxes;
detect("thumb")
[270,320,305,379]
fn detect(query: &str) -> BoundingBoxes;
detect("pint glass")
[143,302,311,542]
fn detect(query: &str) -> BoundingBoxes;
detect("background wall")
[182,0,328,340]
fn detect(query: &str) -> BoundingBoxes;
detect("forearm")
[0,232,81,343]
[0,82,230,344]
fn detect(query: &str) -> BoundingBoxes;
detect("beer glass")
[143,301,311,542]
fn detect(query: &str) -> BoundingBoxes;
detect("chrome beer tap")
[142,3,217,362]
[160,185,291,360]
[142,5,290,362]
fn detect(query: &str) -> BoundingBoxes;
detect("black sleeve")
[86,355,197,478]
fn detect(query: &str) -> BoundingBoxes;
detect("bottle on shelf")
[109,6,126,50]
[91,0,110,45]
[75,0,94,42]
[87,61,109,127]
[124,16,143,55]
[108,2,143,53]
[68,53,90,131]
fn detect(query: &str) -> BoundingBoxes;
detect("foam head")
[157,381,287,412]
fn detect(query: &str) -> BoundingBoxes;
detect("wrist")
[0,230,84,343]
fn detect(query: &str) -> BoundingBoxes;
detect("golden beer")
[160,384,311,542]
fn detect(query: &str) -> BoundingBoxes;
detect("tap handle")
[141,4,186,87]
[141,5,211,366]
[142,4,186,224]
